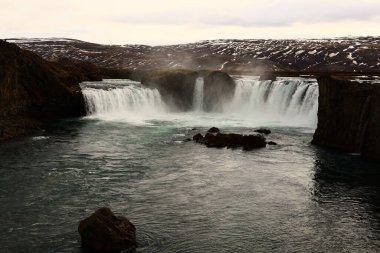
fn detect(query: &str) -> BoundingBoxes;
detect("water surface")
[0,78,379,253]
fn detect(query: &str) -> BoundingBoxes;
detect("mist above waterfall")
[81,77,318,128]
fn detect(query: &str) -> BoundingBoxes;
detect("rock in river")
[254,128,271,135]
[193,131,267,150]
[78,207,136,252]
[207,127,220,133]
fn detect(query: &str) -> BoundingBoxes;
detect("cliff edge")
[0,41,98,141]
[312,76,380,160]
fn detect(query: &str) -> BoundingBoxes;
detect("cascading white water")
[81,80,167,124]
[192,77,204,111]
[226,77,319,128]
[80,77,318,128]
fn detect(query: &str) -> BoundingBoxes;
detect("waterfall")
[226,77,319,128]
[192,77,204,111]
[80,77,318,128]
[81,80,167,124]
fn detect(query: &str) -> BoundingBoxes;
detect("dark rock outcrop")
[0,41,129,141]
[193,131,266,150]
[254,128,271,135]
[0,41,86,119]
[207,127,220,133]
[203,71,236,111]
[312,76,380,160]
[193,133,204,142]
[141,69,198,111]
[78,207,136,252]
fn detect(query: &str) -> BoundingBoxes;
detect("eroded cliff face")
[0,41,103,141]
[141,69,198,111]
[203,71,236,111]
[0,41,87,119]
[139,69,237,112]
[312,76,380,160]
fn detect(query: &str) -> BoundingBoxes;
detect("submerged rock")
[254,128,271,135]
[78,207,136,252]
[267,141,278,145]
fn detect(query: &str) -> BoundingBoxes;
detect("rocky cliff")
[312,76,380,160]
[139,69,237,111]
[141,69,198,111]
[0,41,104,141]
[203,71,236,111]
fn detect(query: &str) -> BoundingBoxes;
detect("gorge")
[0,40,380,253]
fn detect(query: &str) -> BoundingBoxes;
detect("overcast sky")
[1,0,379,45]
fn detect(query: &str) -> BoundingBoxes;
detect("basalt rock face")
[203,71,236,111]
[0,41,86,119]
[141,69,198,111]
[78,207,136,252]
[312,76,380,160]
[0,41,113,141]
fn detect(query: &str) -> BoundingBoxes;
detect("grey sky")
[1,0,379,45]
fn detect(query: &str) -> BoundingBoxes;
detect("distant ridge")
[8,37,380,73]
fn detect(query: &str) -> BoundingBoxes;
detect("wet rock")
[267,141,278,145]
[183,138,192,142]
[254,128,271,135]
[207,127,220,133]
[78,207,136,252]
[199,132,266,149]
[193,133,204,142]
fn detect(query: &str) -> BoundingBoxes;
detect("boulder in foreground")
[78,207,136,252]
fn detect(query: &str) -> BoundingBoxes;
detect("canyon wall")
[0,41,101,140]
[312,76,380,160]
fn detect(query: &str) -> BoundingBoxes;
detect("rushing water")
[192,77,204,111]
[0,78,379,253]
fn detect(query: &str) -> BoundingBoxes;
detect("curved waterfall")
[80,77,318,128]
[81,80,167,124]
[226,77,319,127]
